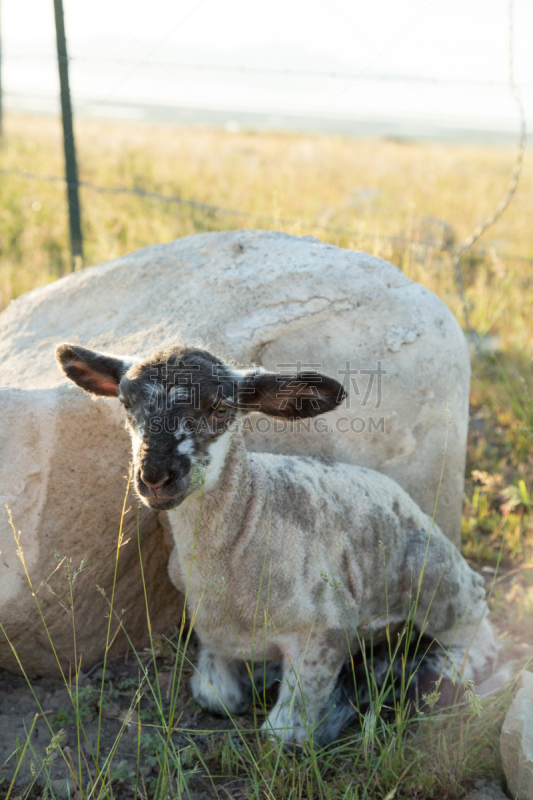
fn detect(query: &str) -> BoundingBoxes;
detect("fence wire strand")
[0,164,532,268]
[452,0,527,341]
[0,0,529,328]
[4,51,533,89]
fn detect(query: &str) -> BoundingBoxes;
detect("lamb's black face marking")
[56,340,346,512]
[120,346,240,510]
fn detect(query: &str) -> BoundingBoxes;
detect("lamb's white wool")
[56,340,497,748]
[190,647,250,715]
[262,680,304,741]
[203,430,234,490]
[174,433,195,456]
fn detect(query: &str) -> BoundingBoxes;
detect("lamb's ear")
[55,343,129,397]
[238,370,345,419]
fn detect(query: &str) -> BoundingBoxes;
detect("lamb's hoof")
[191,669,251,716]
[260,716,310,749]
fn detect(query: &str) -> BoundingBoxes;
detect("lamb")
[56,341,497,747]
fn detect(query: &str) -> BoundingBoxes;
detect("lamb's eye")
[121,397,132,410]
[213,406,228,418]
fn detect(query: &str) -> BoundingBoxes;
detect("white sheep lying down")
[56,341,497,746]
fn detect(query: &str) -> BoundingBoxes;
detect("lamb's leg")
[191,644,252,715]
[412,564,498,704]
[261,635,348,747]
[411,616,497,704]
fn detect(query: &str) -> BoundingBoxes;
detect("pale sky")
[2,0,532,132]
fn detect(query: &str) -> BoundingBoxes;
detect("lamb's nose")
[141,474,169,496]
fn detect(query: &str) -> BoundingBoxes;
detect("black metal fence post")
[53,0,83,269]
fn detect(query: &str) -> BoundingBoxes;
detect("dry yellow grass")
[4,112,533,631]
[1,113,533,798]
[0,113,531,353]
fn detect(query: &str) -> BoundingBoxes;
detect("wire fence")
[4,51,533,89]
[1,165,532,268]
[0,0,528,342]
[451,0,527,342]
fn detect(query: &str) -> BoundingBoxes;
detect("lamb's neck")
[166,431,253,557]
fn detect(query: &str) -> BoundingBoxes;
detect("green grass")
[1,113,532,341]
[1,114,531,586]
[1,113,533,798]
[0,464,527,800]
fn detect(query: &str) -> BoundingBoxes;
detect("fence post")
[53,0,83,270]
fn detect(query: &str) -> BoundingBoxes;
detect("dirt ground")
[0,613,519,800]
[0,634,252,799]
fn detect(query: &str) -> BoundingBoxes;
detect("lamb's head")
[56,342,345,510]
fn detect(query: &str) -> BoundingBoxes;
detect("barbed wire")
[1,164,531,266]
[3,51,533,89]
[0,7,527,349]
[451,0,527,341]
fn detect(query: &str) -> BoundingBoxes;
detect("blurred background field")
[1,113,532,337]
[1,109,533,797]
[1,1,533,795]
[2,111,533,646]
